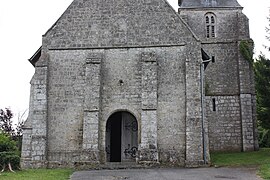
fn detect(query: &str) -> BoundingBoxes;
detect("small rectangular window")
[212,56,215,63]
[212,98,216,111]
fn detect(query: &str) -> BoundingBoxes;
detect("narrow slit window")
[212,56,215,63]
[212,98,216,111]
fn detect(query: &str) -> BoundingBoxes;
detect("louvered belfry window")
[205,13,216,38]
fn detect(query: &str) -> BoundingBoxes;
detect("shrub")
[0,133,20,171]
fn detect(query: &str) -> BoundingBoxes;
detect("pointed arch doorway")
[106,111,138,162]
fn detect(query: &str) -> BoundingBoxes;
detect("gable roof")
[43,0,198,49]
[179,0,242,9]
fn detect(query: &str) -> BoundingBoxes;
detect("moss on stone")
[239,40,254,65]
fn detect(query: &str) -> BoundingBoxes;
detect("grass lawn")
[0,169,73,180]
[211,148,270,179]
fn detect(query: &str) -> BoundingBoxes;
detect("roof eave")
[29,46,42,67]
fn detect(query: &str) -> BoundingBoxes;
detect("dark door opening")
[106,111,138,162]
[109,112,122,162]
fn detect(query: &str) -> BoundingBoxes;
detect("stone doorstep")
[100,162,145,170]
[99,161,185,170]
[71,161,148,170]
[77,161,209,170]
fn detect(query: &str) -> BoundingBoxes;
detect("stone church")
[21,0,258,168]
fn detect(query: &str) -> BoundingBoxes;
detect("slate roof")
[179,0,242,8]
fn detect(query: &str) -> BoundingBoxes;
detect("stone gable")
[44,0,197,49]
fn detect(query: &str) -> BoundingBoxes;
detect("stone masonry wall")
[203,43,239,95]
[179,9,249,42]
[157,46,187,166]
[206,96,242,151]
[99,47,189,165]
[82,52,103,163]
[179,7,257,152]
[43,0,194,49]
[42,46,194,166]
[240,94,254,151]
[99,48,143,163]
[21,61,48,168]
[23,0,208,168]
[185,43,206,167]
[237,42,257,151]
[140,52,158,163]
[39,0,202,166]
[47,50,86,163]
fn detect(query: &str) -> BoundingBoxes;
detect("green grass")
[259,164,270,179]
[0,169,73,180]
[211,148,270,179]
[211,148,270,166]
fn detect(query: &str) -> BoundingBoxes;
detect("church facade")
[21,0,258,168]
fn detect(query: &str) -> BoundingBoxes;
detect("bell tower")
[178,0,259,152]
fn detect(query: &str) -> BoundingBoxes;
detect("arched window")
[205,13,216,38]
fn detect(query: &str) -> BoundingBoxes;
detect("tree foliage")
[253,12,270,147]
[0,108,25,171]
[265,16,270,51]
[0,133,20,171]
[254,55,270,147]
[0,108,14,136]
[0,108,24,151]
[240,40,254,64]
[0,133,17,152]
[0,108,24,137]
[254,55,270,130]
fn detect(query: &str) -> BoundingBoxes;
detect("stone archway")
[106,111,138,162]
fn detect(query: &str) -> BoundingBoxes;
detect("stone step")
[100,162,144,170]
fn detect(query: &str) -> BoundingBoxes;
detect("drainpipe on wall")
[201,49,211,164]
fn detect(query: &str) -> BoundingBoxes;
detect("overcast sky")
[0,0,269,122]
